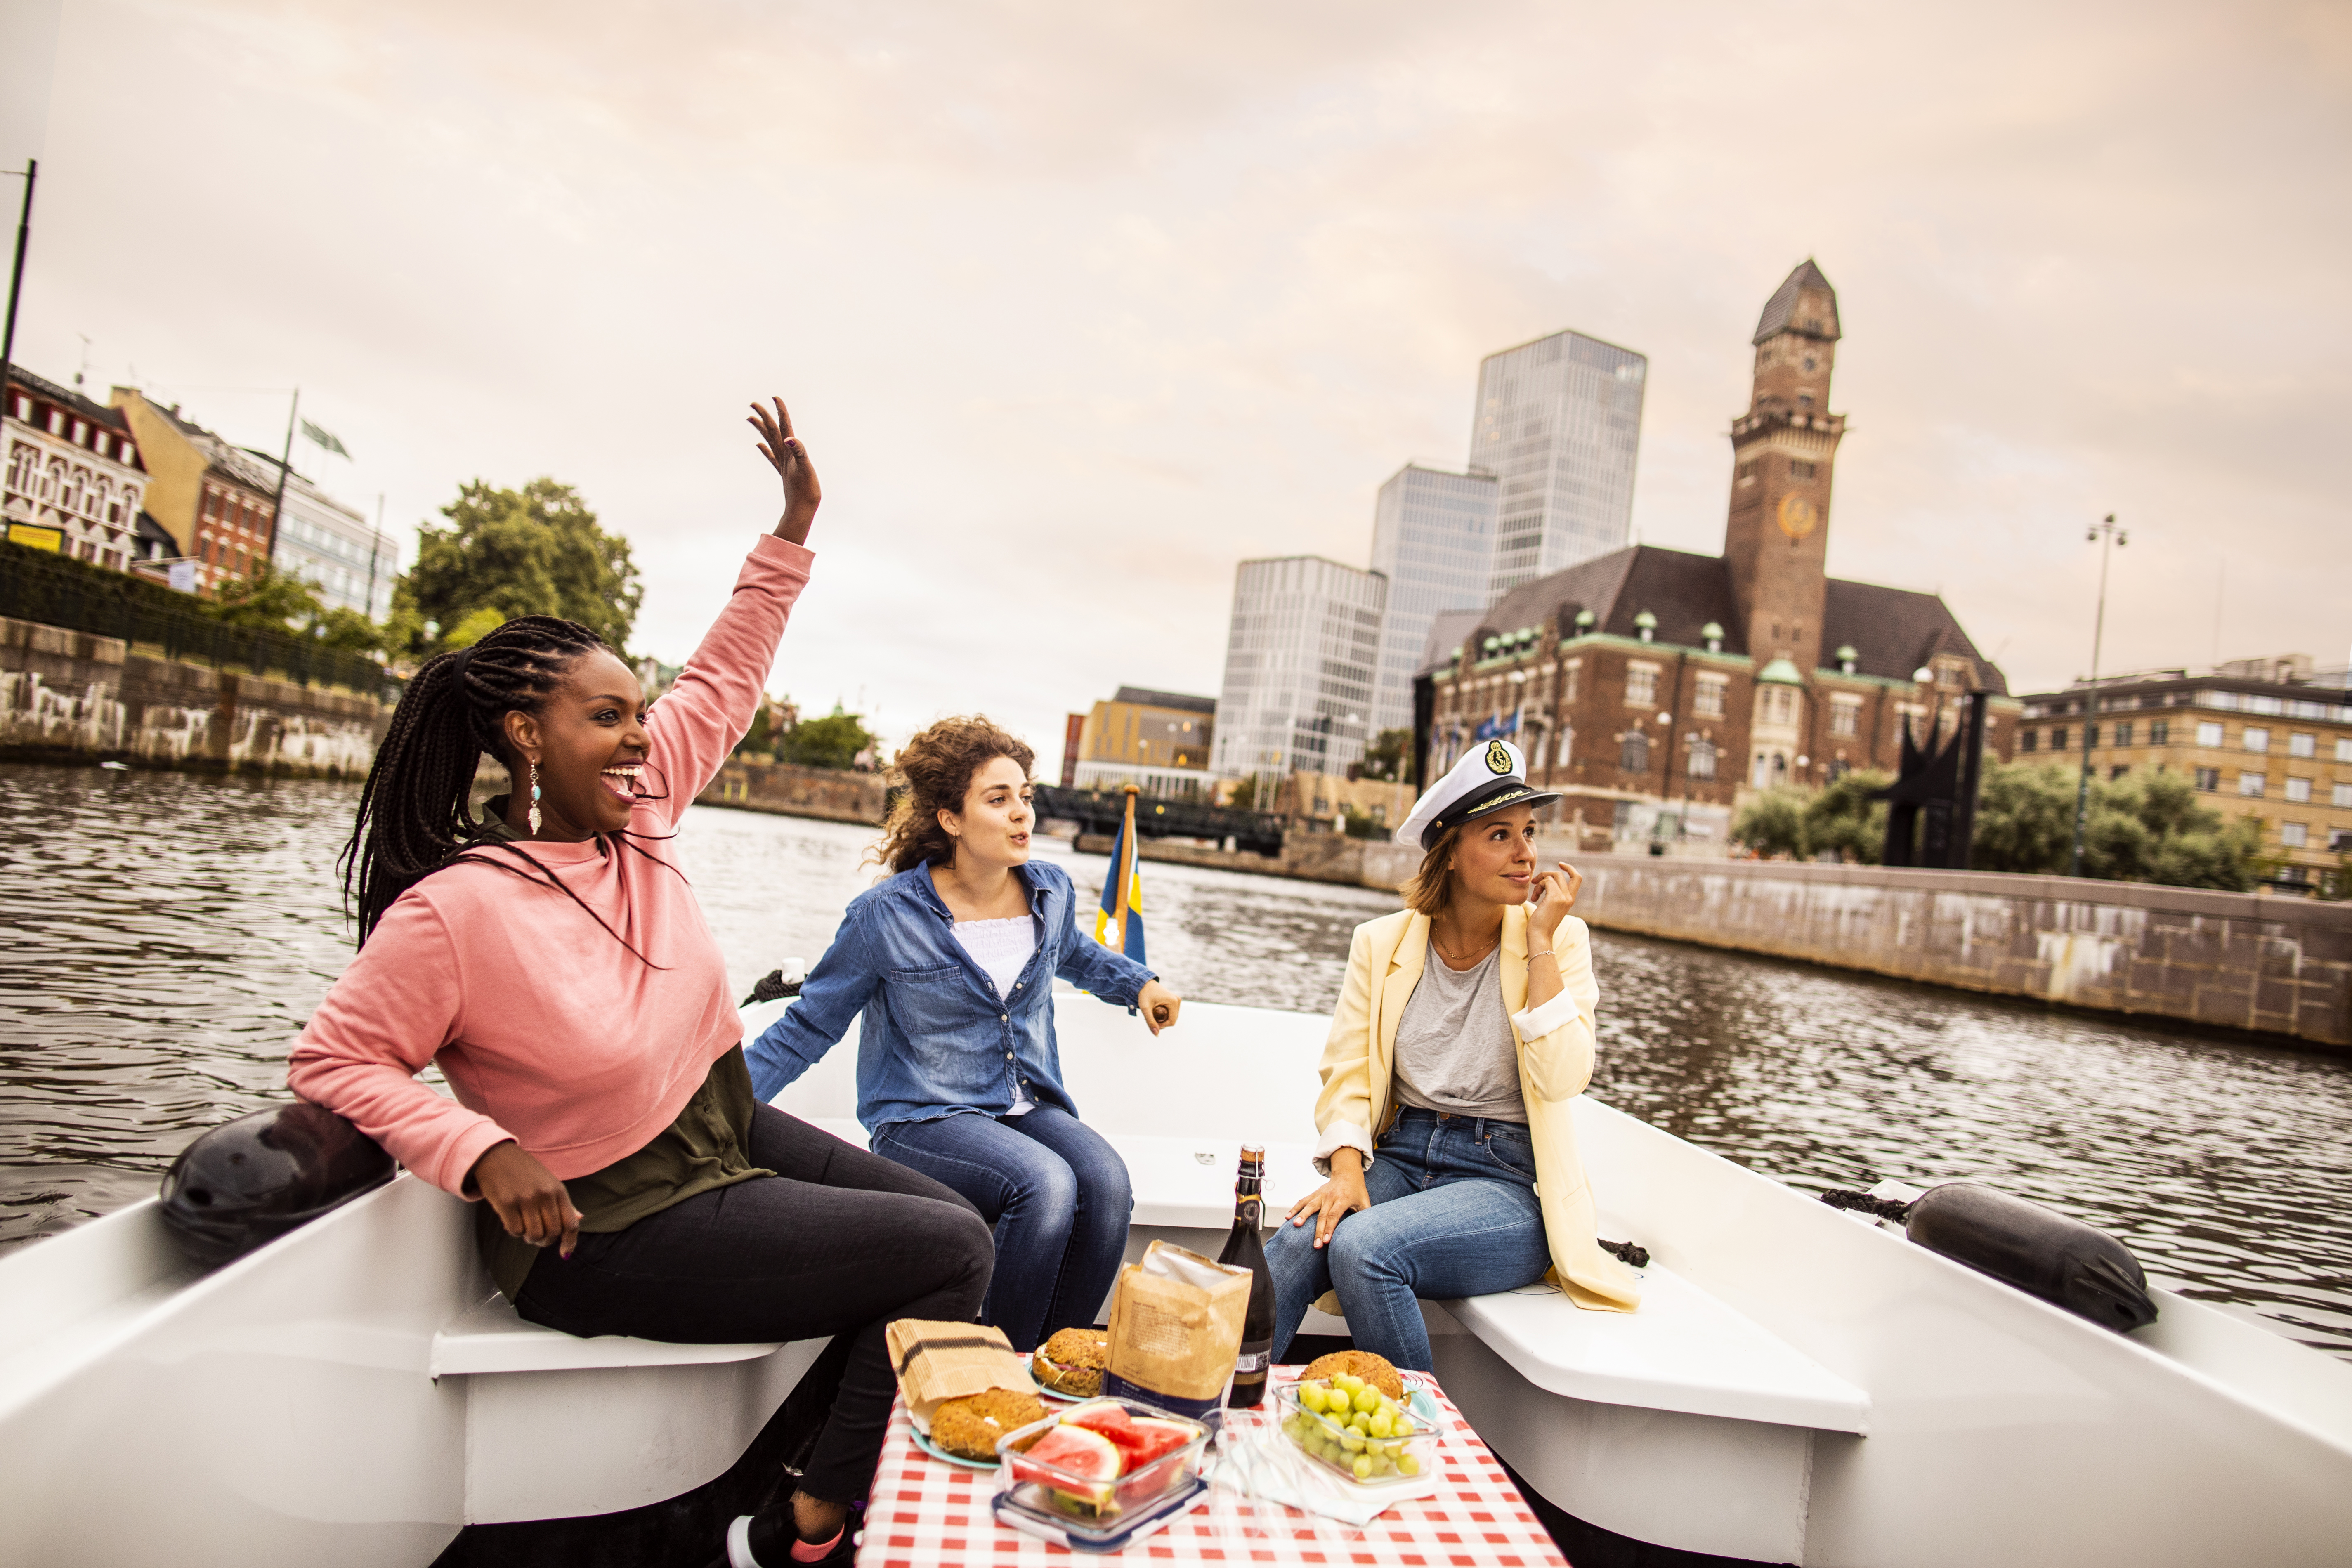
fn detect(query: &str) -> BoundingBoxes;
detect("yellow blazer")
[1310,903,1641,1313]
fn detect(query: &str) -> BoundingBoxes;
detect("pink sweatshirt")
[287,534,813,1196]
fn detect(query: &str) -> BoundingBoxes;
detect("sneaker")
[709,1508,857,1568]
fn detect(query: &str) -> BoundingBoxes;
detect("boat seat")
[1444,1266,1869,1433]
[429,1289,827,1525]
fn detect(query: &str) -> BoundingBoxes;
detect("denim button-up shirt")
[744,860,1156,1133]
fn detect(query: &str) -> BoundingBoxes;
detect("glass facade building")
[1366,462,1498,739]
[252,453,397,619]
[1469,329,1647,599]
[1210,555,1386,787]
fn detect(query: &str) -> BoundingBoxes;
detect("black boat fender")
[1821,1181,2159,1333]
[158,1100,395,1266]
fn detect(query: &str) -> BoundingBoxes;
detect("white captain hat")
[1393,738,1563,850]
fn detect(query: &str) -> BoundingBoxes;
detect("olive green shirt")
[468,787,770,1301]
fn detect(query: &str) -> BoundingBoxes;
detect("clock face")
[1777,492,1819,541]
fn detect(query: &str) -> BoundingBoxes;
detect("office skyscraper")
[1365,462,1498,740]
[1469,329,1647,600]
[1209,555,1386,786]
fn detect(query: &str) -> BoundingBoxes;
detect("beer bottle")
[1218,1143,1276,1408]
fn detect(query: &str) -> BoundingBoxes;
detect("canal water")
[4,762,2348,1361]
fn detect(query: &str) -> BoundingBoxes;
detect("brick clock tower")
[1723,260,1844,682]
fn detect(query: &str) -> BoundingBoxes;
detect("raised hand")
[748,396,822,545]
[1529,860,1583,943]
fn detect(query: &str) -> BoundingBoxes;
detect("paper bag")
[885,1318,1034,1429]
[1101,1239,1254,1419]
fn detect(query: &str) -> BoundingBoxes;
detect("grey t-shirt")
[1391,945,1527,1123]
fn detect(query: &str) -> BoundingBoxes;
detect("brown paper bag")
[1101,1239,1254,1419]
[885,1318,1034,1428]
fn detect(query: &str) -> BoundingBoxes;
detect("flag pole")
[267,387,298,562]
[0,161,37,413]
[1110,784,1138,942]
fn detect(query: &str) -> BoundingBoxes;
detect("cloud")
[15,0,2347,758]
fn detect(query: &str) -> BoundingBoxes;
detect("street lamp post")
[2069,514,2128,879]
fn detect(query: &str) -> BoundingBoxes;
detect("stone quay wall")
[1076,830,2352,1049]
[699,757,890,826]
[0,615,388,777]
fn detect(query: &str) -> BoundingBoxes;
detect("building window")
[1736,460,1757,482]
[2196,721,2223,746]
[1830,695,1860,737]
[2052,727,2068,751]
[1620,731,1650,772]
[2284,777,2311,803]
[2335,782,2352,808]
[1687,737,1717,780]
[2280,822,2308,849]
[2243,727,2270,753]
[2238,772,2266,798]
[1625,663,1658,707]
[2338,738,2352,763]
[1562,660,1580,703]
[2113,721,2132,747]
[1693,675,1726,718]
[2150,720,2169,745]
[2195,767,2220,791]
[2021,728,2038,753]
[1790,460,1816,479]
[2289,732,2316,758]
[2109,765,2129,780]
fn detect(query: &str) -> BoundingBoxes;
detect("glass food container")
[1275,1381,1438,1488]
[991,1398,1212,1549]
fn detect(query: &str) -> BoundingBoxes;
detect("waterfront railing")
[0,538,401,703]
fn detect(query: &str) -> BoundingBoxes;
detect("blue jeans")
[1266,1108,1550,1372]
[871,1105,1133,1353]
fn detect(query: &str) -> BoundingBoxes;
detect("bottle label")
[1235,1196,1262,1228]
[1233,1349,1270,1374]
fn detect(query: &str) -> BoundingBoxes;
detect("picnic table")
[857,1367,1569,1566]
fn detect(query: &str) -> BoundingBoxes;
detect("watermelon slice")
[1061,1403,1134,1435]
[1008,1424,1122,1512]
[1119,1417,1197,1468]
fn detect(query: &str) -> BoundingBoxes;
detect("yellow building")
[2016,655,2352,894]
[1064,686,1217,801]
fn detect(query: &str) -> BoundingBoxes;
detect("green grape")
[1391,1414,1415,1436]
[1353,1387,1380,1413]
[1368,1411,1393,1438]
[1397,1454,1421,1477]
[1336,1374,1363,1393]
[1352,1454,1374,1480]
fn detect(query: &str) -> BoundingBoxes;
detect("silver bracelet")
[1527,948,1556,961]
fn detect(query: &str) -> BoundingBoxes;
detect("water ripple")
[3,765,2347,1360]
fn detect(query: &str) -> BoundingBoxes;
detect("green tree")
[1358,728,1412,783]
[1967,760,2262,891]
[1732,786,1810,859]
[783,707,874,771]
[394,478,643,655]
[1223,775,1261,811]
[1802,768,1891,864]
[308,605,386,654]
[203,564,326,633]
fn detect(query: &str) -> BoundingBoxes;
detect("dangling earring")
[527,760,543,836]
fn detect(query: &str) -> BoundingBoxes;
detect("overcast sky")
[9,0,2348,756]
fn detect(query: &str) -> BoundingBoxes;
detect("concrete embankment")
[695,768,2350,1049]
[1103,833,2351,1050]
[0,615,388,777]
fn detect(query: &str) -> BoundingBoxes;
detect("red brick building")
[1418,261,2019,847]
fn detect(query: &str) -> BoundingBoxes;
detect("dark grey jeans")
[514,1103,993,1503]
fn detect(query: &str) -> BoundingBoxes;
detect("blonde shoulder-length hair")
[1397,822,1467,917]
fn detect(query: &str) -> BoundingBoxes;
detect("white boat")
[4,990,2350,1566]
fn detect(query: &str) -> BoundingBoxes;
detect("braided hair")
[343,615,648,947]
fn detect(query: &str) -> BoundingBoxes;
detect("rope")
[743,968,801,1006]
[1818,1189,1915,1224]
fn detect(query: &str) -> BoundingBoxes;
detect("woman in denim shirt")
[748,718,1181,1352]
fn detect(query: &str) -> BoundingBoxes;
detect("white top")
[954,916,1039,1115]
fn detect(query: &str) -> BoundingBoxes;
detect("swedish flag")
[1095,785,1146,963]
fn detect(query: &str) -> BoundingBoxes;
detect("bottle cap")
[1240,1143,1265,1165]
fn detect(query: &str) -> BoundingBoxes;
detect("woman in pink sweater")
[289,399,987,1568]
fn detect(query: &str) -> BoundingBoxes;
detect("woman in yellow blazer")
[1268,739,1641,1371]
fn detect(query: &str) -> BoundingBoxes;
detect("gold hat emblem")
[1485,740,1513,775]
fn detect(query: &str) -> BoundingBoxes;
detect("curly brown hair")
[1398,822,1466,916]
[874,716,1037,873]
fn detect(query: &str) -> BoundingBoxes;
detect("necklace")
[1429,923,1500,966]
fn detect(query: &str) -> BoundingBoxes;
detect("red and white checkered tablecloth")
[857,1368,1567,1566]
